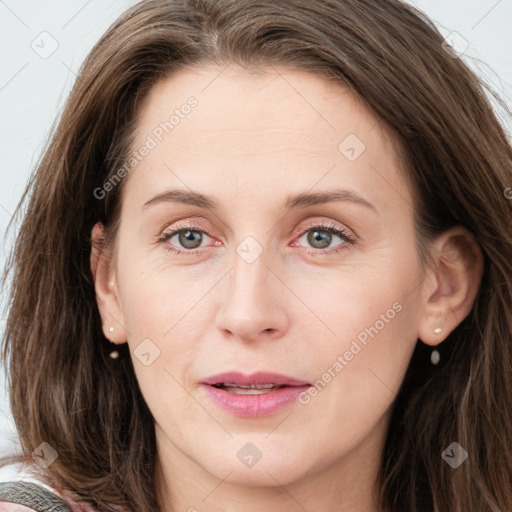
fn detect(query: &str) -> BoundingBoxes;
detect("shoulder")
[0,488,97,512]
[0,463,97,512]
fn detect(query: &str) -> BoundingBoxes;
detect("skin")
[91,64,482,512]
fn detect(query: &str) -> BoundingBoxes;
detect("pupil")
[308,229,331,249]
[179,230,202,248]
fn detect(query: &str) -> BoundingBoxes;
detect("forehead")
[135,64,385,150]
[124,64,411,213]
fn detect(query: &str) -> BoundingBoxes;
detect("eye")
[292,222,356,254]
[159,226,215,254]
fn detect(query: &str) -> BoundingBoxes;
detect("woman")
[1,0,511,511]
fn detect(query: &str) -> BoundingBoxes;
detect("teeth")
[225,387,276,395]
[214,383,283,394]
[222,383,277,389]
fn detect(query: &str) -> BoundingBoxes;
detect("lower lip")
[201,384,311,417]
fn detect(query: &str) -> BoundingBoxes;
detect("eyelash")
[158,221,356,256]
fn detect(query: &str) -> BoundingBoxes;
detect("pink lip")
[201,371,311,387]
[200,371,311,418]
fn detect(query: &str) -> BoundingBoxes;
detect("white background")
[1,0,511,454]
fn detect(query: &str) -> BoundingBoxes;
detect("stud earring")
[109,349,120,359]
[434,327,442,334]
[108,336,119,359]
[109,326,114,333]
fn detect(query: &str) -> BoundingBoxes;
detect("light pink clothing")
[0,504,38,512]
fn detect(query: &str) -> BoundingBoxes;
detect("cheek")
[115,255,204,424]
[292,255,418,343]
[293,249,421,397]
[114,248,217,389]
[116,244,202,336]
[290,278,419,464]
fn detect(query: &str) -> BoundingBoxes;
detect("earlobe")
[90,223,127,344]
[417,226,483,346]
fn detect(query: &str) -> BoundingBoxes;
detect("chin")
[195,439,314,487]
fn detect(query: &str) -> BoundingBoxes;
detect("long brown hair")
[2,1,511,510]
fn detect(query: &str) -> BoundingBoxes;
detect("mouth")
[200,371,312,417]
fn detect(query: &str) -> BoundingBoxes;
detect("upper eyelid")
[292,219,356,239]
[161,220,352,237]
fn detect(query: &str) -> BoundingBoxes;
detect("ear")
[90,222,127,344]
[417,226,483,346]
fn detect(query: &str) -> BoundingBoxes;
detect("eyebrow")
[142,188,376,212]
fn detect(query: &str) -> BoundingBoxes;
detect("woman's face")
[99,65,429,494]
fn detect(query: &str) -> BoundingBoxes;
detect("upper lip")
[201,371,311,387]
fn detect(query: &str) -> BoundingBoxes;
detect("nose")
[214,244,291,343]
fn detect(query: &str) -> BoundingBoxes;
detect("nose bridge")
[230,237,274,309]
[215,233,289,339]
